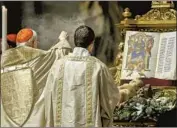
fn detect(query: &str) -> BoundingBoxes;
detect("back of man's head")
[74,25,95,48]
[16,28,38,48]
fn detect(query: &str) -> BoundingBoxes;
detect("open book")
[121,31,176,80]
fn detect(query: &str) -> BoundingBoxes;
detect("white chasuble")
[1,43,72,127]
[44,47,119,127]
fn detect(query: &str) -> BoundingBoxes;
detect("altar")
[112,1,176,127]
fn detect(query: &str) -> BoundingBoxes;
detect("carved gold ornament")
[136,8,176,21]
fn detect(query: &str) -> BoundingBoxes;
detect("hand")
[58,31,69,41]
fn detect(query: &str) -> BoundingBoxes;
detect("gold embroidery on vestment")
[85,57,95,127]
[56,63,65,126]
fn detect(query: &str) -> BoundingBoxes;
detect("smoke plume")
[22,1,123,65]
[22,1,85,50]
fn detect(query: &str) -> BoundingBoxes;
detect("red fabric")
[7,34,17,43]
[121,78,174,86]
[0,34,17,43]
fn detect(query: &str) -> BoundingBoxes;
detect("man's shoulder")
[3,46,46,56]
[1,46,45,67]
[55,55,107,68]
[89,56,107,68]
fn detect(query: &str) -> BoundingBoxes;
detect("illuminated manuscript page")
[121,31,160,80]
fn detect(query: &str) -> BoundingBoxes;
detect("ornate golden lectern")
[114,1,176,86]
[113,1,176,127]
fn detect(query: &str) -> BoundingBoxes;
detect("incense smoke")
[22,1,85,50]
[22,1,123,65]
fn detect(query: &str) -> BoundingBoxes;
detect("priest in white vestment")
[1,28,72,127]
[44,25,119,127]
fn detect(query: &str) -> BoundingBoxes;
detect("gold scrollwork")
[137,28,176,32]
[136,8,176,21]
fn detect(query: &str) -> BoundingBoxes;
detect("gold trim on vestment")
[55,63,65,126]
[85,58,94,127]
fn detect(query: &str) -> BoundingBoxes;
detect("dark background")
[2,1,176,37]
